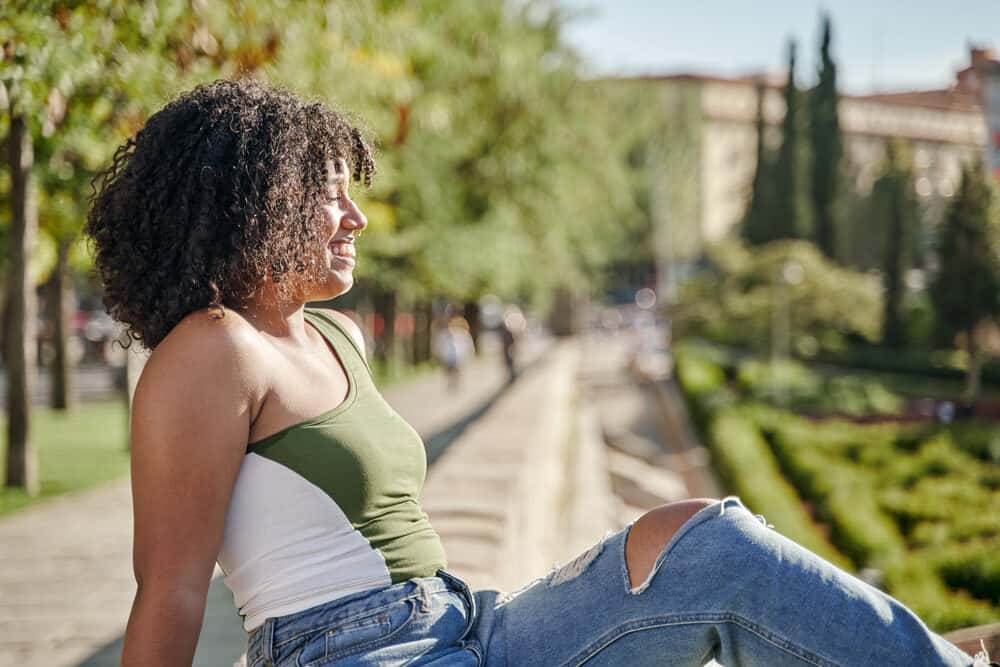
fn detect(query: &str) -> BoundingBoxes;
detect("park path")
[0,333,546,667]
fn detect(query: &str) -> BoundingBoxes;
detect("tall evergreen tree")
[930,162,1000,400]
[744,82,778,245]
[775,39,812,240]
[877,141,916,347]
[808,14,842,259]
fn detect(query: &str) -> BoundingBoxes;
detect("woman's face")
[308,157,368,301]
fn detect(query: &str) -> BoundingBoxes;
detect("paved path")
[0,335,547,667]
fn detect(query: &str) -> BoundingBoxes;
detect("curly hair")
[84,77,376,350]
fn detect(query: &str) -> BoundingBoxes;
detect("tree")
[807,14,842,259]
[673,239,883,354]
[930,162,1000,400]
[876,141,917,347]
[744,81,778,245]
[1,0,224,485]
[3,103,40,494]
[1,0,652,469]
[775,39,812,241]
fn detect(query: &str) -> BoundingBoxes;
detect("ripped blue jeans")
[245,497,976,666]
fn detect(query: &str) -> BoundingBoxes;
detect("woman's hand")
[122,312,264,666]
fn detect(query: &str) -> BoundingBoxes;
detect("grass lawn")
[0,399,130,516]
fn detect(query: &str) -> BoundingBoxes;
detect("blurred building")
[629,46,997,245]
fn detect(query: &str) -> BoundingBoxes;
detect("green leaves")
[674,239,883,354]
[930,162,1000,339]
[4,1,644,309]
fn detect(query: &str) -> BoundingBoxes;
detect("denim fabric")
[245,497,975,666]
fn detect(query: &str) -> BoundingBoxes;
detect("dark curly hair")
[84,77,376,350]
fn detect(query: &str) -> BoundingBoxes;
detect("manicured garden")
[675,341,1000,632]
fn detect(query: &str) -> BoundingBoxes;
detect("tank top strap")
[303,308,373,380]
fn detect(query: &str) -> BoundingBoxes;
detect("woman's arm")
[122,315,263,666]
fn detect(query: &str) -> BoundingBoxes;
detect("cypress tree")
[877,141,916,347]
[808,14,843,259]
[775,39,812,240]
[930,162,1000,400]
[744,82,778,245]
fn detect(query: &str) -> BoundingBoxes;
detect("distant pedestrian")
[500,306,525,384]
[433,315,474,392]
[500,320,516,383]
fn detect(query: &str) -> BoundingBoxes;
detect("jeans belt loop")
[263,617,275,666]
[440,569,477,639]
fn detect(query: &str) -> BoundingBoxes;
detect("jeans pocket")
[297,597,419,665]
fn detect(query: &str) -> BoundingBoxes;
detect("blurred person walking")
[500,306,525,384]
[433,315,474,392]
[85,79,986,667]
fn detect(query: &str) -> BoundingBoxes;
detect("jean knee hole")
[547,531,611,587]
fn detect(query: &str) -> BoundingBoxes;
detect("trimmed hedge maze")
[674,342,1000,632]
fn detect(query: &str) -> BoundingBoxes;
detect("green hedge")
[705,410,852,569]
[817,344,1000,386]
[674,346,850,569]
[764,419,907,568]
[673,341,1000,631]
[883,556,998,631]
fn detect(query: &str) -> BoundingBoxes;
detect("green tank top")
[217,307,447,630]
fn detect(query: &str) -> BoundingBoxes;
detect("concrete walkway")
[0,336,547,667]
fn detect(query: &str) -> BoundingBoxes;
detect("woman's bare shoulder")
[137,307,267,407]
[151,306,260,356]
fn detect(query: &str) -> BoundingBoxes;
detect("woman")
[85,79,987,666]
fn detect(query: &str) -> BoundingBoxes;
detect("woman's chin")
[320,271,354,299]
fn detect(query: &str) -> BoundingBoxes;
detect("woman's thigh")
[480,497,971,667]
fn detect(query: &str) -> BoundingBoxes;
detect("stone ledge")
[422,341,579,593]
[944,622,1000,660]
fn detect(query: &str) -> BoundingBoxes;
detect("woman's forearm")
[121,584,207,666]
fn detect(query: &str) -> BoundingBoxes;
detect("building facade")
[633,47,994,249]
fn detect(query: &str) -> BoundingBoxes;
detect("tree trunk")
[0,294,8,367]
[4,112,40,494]
[48,238,75,410]
[882,176,905,348]
[549,287,578,337]
[372,289,396,365]
[966,330,982,403]
[412,301,432,365]
[463,301,481,354]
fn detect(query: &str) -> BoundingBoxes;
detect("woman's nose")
[344,200,368,232]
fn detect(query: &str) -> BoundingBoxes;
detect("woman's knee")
[624,498,717,591]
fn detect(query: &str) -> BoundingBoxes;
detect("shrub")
[883,556,999,632]
[705,410,850,569]
[935,540,1000,605]
[673,239,883,354]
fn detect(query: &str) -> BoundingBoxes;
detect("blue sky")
[556,1,1000,94]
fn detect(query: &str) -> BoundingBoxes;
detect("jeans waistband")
[247,571,475,664]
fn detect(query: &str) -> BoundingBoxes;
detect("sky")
[556,1,1000,94]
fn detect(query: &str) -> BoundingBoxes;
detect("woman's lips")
[328,240,356,269]
[329,240,355,257]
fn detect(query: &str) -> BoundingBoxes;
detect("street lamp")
[771,260,804,405]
